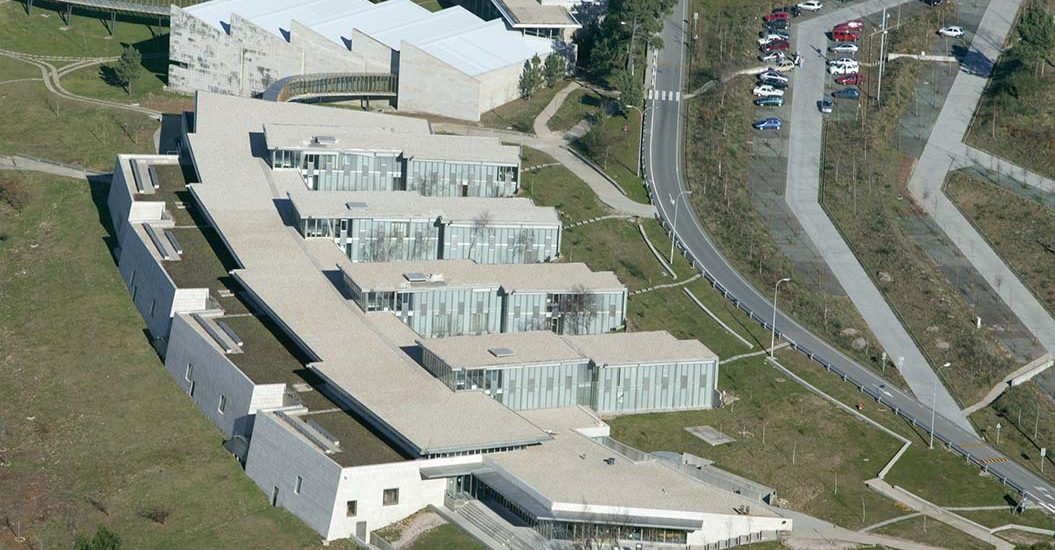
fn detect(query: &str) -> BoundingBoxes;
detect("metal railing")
[646,183,1042,510]
[262,73,398,103]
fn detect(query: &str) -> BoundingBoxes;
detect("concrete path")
[905,0,1055,366]
[779,509,947,550]
[866,479,1015,550]
[964,145,1055,196]
[785,0,973,432]
[964,354,1053,415]
[0,154,101,179]
[532,80,582,137]
[861,512,923,532]
[432,121,655,218]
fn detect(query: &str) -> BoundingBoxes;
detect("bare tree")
[367,226,405,262]
[468,211,494,261]
[559,285,599,335]
[513,230,534,264]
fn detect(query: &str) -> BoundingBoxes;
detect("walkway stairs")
[444,498,551,550]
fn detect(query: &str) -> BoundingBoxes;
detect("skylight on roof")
[489,347,514,358]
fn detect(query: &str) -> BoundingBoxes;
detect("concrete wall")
[291,22,369,75]
[327,455,480,540]
[116,224,182,341]
[349,29,396,74]
[397,41,481,121]
[165,314,285,438]
[475,60,531,114]
[594,360,719,414]
[107,154,180,249]
[228,15,306,95]
[169,7,244,96]
[246,410,345,538]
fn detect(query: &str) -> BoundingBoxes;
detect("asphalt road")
[643,0,1055,515]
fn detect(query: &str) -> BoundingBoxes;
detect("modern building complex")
[169,0,564,121]
[289,190,562,264]
[105,92,790,548]
[420,331,720,413]
[471,0,586,40]
[266,124,523,197]
[341,260,627,337]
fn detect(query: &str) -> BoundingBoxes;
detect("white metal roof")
[184,0,558,77]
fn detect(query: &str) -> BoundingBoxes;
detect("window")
[346,500,357,517]
[185,363,193,382]
[218,394,227,414]
[294,475,303,495]
[382,488,399,506]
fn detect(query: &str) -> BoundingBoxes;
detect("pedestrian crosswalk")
[647,89,681,102]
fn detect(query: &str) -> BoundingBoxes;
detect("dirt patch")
[378,509,447,549]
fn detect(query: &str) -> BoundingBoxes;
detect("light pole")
[930,362,950,449]
[669,191,693,264]
[627,102,656,178]
[770,277,791,357]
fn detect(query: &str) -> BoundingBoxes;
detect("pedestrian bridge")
[28,0,200,17]
[262,73,399,103]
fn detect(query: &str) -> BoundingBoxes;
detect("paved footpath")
[963,145,1055,196]
[786,0,971,431]
[904,0,1055,360]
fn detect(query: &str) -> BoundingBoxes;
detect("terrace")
[161,225,250,315]
[302,409,408,467]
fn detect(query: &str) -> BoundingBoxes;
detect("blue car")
[752,117,783,130]
[832,87,861,100]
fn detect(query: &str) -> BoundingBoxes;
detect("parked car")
[797,0,824,11]
[832,29,860,41]
[759,50,787,62]
[836,19,865,30]
[818,98,834,113]
[754,95,786,107]
[828,57,859,67]
[775,5,803,16]
[775,58,798,71]
[758,33,789,45]
[758,69,790,82]
[760,40,791,53]
[832,87,861,100]
[764,11,791,22]
[764,79,790,90]
[829,42,860,54]
[766,19,791,30]
[752,85,785,97]
[924,0,944,6]
[938,26,965,37]
[752,117,783,130]
[835,72,864,85]
[828,64,859,75]
[759,29,791,40]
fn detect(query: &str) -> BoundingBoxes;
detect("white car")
[758,33,789,45]
[829,42,859,54]
[758,70,790,83]
[827,64,859,75]
[828,57,859,67]
[753,85,786,97]
[938,26,965,38]
[797,0,823,11]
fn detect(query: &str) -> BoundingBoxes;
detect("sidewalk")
[866,479,1015,550]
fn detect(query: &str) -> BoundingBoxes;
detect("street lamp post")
[770,277,791,357]
[930,362,951,449]
[669,191,693,264]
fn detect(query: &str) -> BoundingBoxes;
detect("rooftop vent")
[404,272,429,283]
[489,347,515,358]
[313,135,337,145]
[345,201,368,210]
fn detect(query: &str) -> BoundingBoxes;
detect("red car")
[760,40,790,53]
[835,73,864,85]
[764,11,791,22]
[836,19,865,30]
[832,29,860,41]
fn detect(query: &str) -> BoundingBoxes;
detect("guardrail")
[646,182,1042,510]
[262,73,398,103]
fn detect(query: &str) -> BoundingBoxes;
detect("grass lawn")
[546,87,601,134]
[971,383,1055,489]
[885,441,1024,508]
[946,171,1055,315]
[0,1,169,58]
[406,524,486,550]
[59,55,189,108]
[0,54,42,81]
[956,508,1055,531]
[819,13,1016,405]
[873,516,996,550]
[480,81,565,133]
[608,355,907,530]
[0,173,354,549]
[561,218,682,291]
[0,80,157,170]
[573,107,649,204]
[520,146,610,223]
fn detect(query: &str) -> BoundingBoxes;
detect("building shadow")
[87,173,120,263]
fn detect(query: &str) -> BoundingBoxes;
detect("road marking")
[981,457,1008,464]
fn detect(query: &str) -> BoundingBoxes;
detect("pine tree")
[519,54,544,98]
[114,46,143,96]
[543,53,567,87]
